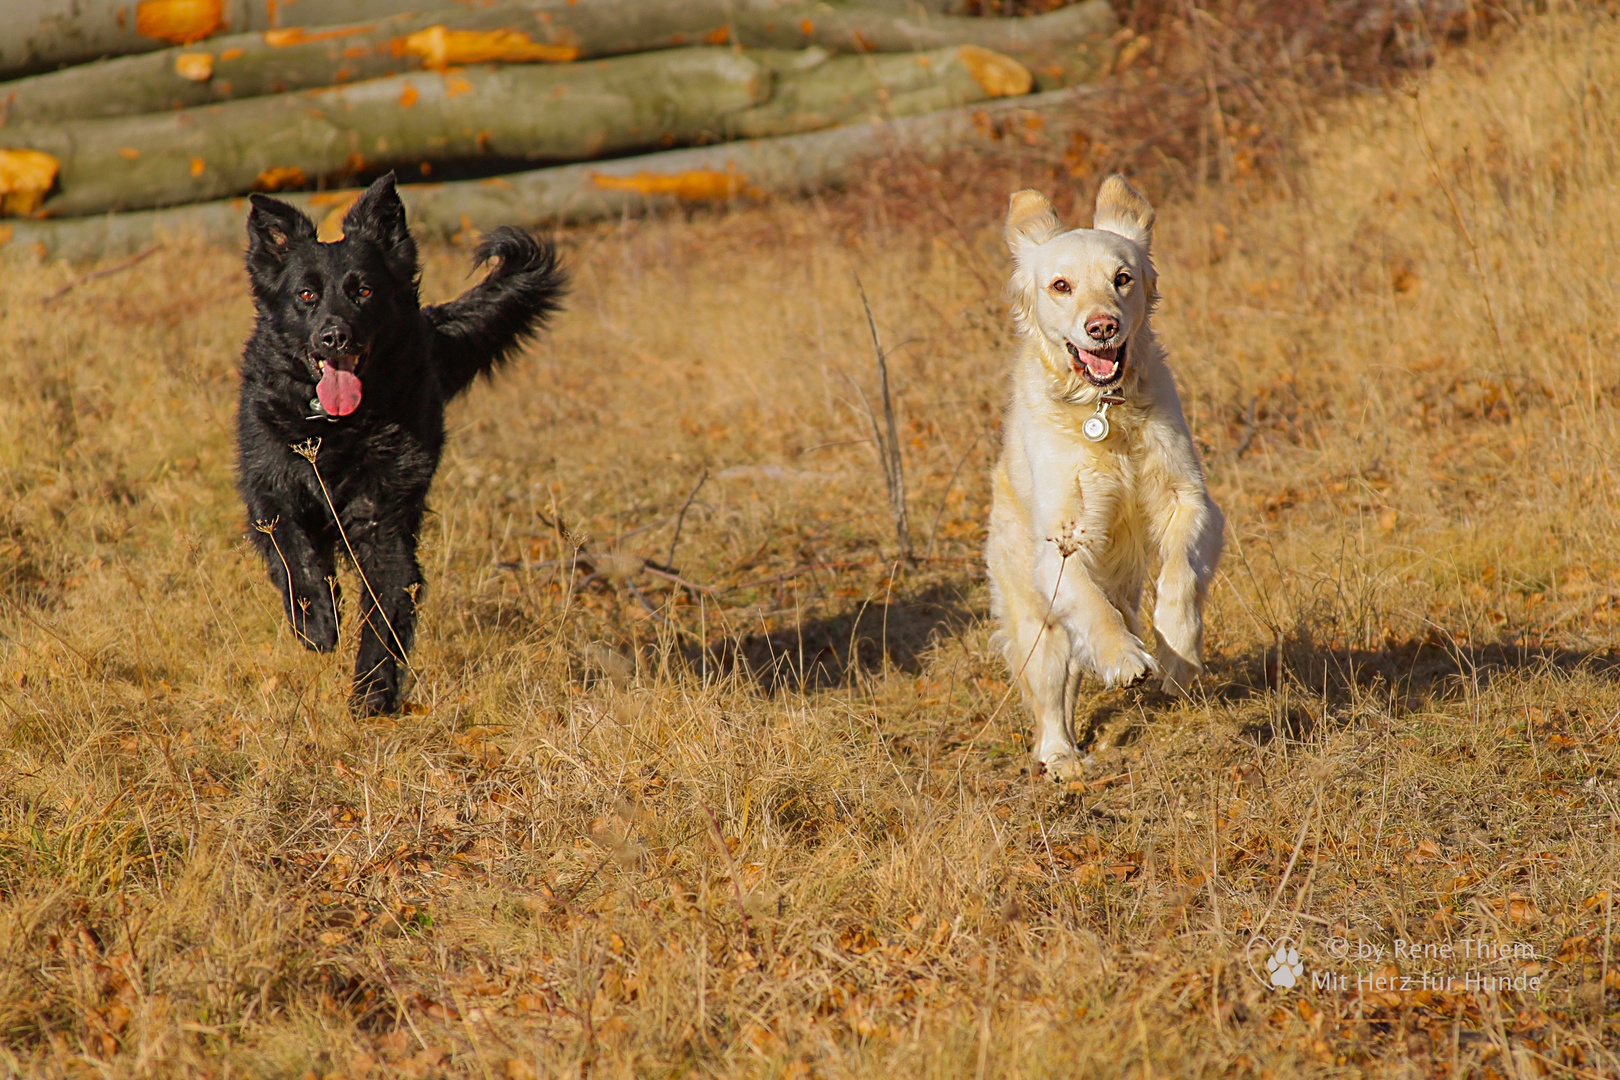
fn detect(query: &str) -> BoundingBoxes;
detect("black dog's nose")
[318,325,351,352]
[1085,313,1118,341]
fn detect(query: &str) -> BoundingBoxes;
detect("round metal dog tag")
[1082,413,1109,442]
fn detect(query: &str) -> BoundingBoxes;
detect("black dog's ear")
[246,193,316,276]
[342,172,417,280]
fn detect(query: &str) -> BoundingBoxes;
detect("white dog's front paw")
[1035,745,1088,784]
[1158,653,1201,696]
[1090,633,1159,688]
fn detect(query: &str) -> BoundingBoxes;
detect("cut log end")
[590,168,763,201]
[956,45,1033,98]
[402,26,580,72]
[0,149,60,217]
[174,51,214,81]
[136,0,224,45]
[255,166,307,192]
[315,192,362,241]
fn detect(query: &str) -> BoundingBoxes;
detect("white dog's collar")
[1082,392,1127,442]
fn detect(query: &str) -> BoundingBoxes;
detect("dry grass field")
[3,6,1620,1078]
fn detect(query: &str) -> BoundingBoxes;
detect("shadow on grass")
[689,580,973,694]
[1208,631,1620,745]
[1059,631,1620,753]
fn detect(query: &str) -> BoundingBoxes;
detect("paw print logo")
[1245,933,1305,991]
[1266,941,1304,988]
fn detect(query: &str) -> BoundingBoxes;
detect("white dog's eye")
[1051,279,1071,294]
[1113,270,1132,289]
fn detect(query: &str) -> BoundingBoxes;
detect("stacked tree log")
[0,0,1116,259]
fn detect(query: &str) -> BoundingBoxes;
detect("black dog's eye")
[1051,279,1071,294]
[297,288,318,303]
[356,285,372,300]
[1113,270,1133,289]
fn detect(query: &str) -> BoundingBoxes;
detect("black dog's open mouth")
[311,352,367,417]
[1066,340,1127,387]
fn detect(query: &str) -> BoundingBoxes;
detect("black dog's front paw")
[289,600,339,653]
[350,668,401,717]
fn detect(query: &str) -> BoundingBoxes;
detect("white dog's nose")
[1085,312,1118,341]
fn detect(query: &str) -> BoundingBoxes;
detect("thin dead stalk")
[666,468,709,568]
[854,275,914,565]
[42,245,161,304]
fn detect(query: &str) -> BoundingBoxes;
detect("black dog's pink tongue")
[317,368,362,417]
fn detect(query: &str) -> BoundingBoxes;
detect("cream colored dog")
[986,176,1223,780]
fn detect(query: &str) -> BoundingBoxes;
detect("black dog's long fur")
[236,173,566,714]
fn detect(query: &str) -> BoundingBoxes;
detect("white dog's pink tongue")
[317,368,363,416]
[1080,349,1118,379]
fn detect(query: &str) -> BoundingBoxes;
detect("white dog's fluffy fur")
[986,176,1223,780]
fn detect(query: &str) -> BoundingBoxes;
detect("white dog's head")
[1005,175,1157,397]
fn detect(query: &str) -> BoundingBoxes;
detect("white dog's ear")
[1004,190,1063,255]
[1005,191,1062,332]
[1092,174,1154,251]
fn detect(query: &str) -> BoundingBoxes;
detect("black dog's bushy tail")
[425,227,567,400]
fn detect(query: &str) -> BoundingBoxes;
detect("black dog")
[236,173,565,714]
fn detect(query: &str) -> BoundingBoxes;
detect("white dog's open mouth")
[1066,340,1127,386]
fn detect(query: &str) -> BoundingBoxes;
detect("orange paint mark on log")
[956,46,1033,97]
[853,30,874,52]
[480,176,512,189]
[190,158,206,175]
[254,166,306,191]
[399,83,420,107]
[704,26,729,45]
[800,18,814,35]
[118,147,141,160]
[444,74,475,97]
[590,168,763,202]
[0,149,59,217]
[342,45,370,58]
[263,24,375,47]
[404,26,578,71]
[220,47,244,61]
[174,51,214,81]
[136,0,223,44]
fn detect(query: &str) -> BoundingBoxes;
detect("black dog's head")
[245,173,419,417]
